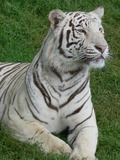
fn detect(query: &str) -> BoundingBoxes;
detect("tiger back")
[0,63,29,120]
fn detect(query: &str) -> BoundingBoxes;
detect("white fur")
[0,7,109,160]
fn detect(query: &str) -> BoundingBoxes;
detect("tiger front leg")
[31,125,72,155]
[2,117,72,155]
[68,115,98,160]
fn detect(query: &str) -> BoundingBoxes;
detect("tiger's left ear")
[49,9,65,29]
[91,6,104,19]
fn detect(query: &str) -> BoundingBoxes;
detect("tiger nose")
[95,45,107,53]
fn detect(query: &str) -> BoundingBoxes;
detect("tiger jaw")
[94,49,109,61]
[88,57,106,69]
[89,55,107,69]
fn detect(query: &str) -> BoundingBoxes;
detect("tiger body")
[0,62,93,133]
[0,7,109,160]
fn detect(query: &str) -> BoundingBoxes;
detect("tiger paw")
[69,148,98,160]
[43,134,72,155]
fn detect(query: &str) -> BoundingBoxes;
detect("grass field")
[0,0,120,160]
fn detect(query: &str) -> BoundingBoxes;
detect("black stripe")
[2,63,21,75]
[66,96,90,118]
[69,19,74,28]
[58,28,64,50]
[76,24,81,27]
[3,69,27,120]
[69,108,93,134]
[58,28,73,59]
[0,65,28,102]
[50,84,61,97]
[25,85,40,114]
[11,94,16,105]
[75,90,89,104]
[70,126,94,146]
[67,41,80,48]
[45,68,61,97]
[66,29,80,48]
[69,12,74,16]
[66,29,71,43]
[25,98,48,125]
[59,48,73,58]
[14,108,24,119]
[0,81,6,89]
[52,68,63,82]
[74,13,80,18]
[48,88,59,102]
[69,135,77,147]
[33,71,58,112]
[65,69,80,82]
[69,20,79,39]
[77,16,83,20]
[60,76,89,108]
[79,19,86,24]
[28,130,45,141]
[0,67,22,90]
[0,63,13,70]
[59,79,80,92]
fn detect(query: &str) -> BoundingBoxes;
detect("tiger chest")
[41,72,90,133]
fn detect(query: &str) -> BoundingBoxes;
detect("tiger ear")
[91,6,104,19]
[49,9,65,29]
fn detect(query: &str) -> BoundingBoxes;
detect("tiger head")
[44,7,109,72]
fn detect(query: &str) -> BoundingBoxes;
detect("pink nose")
[95,45,107,53]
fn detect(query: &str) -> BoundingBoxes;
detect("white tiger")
[0,7,109,160]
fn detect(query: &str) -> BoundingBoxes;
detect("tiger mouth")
[94,55,105,62]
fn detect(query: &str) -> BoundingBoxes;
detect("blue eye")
[99,28,104,35]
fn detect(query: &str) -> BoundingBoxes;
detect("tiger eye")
[99,28,103,33]
[78,29,87,35]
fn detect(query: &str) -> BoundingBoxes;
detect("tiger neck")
[26,28,90,84]
[27,58,90,87]
[35,64,90,92]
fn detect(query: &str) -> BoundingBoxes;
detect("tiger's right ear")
[48,9,65,29]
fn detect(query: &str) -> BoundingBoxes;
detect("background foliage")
[0,0,120,160]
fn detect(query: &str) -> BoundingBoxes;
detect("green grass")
[0,0,120,160]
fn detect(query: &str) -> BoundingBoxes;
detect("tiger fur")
[0,7,109,160]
